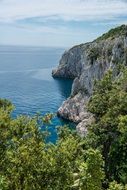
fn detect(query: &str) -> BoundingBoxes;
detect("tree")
[0,100,104,190]
[88,67,127,186]
[72,149,104,190]
[108,181,127,190]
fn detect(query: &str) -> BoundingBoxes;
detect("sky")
[0,0,127,47]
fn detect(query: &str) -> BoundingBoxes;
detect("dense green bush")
[1,67,127,189]
[0,99,104,190]
[88,67,127,187]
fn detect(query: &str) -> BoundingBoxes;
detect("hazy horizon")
[0,0,127,47]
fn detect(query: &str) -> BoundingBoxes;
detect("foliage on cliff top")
[96,25,127,42]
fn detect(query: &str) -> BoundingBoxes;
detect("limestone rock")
[52,46,83,78]
[52,25,127,135]
[76,115,95,137]
[57,92,89,123]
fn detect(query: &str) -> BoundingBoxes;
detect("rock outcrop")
[52,25,127,136]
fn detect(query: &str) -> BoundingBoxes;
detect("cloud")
[0,0,127,23]
[0,0,127,46]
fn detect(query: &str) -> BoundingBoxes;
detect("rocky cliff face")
[52,25,127,135]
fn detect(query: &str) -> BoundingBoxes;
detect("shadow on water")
[44,77,76,143]
[53,77,73,99]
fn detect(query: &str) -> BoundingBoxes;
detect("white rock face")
[52,45,83,78]
[76,115,95,137]
[57,92,90,123]
[52,25,127,135]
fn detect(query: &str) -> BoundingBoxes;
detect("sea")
[0,45,73,142]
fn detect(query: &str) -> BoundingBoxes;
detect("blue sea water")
[0,45,73,142]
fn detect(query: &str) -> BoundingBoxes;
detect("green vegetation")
[1,67,127,189]
[96,25,127,41]
[88,67,127,188]
[0,100,104,190]
[108,181,127,190]
[88,47,100,63]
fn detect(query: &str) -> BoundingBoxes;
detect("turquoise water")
[0,45,73,142]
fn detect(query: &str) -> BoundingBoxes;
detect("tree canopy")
[1,67,127,189]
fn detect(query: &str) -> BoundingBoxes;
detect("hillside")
[52,25,127,135]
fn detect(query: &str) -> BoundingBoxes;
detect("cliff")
[52,25,127,135]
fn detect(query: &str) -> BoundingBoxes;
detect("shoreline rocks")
[52,25,127,136]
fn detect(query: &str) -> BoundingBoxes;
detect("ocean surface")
[0,45,73,142]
